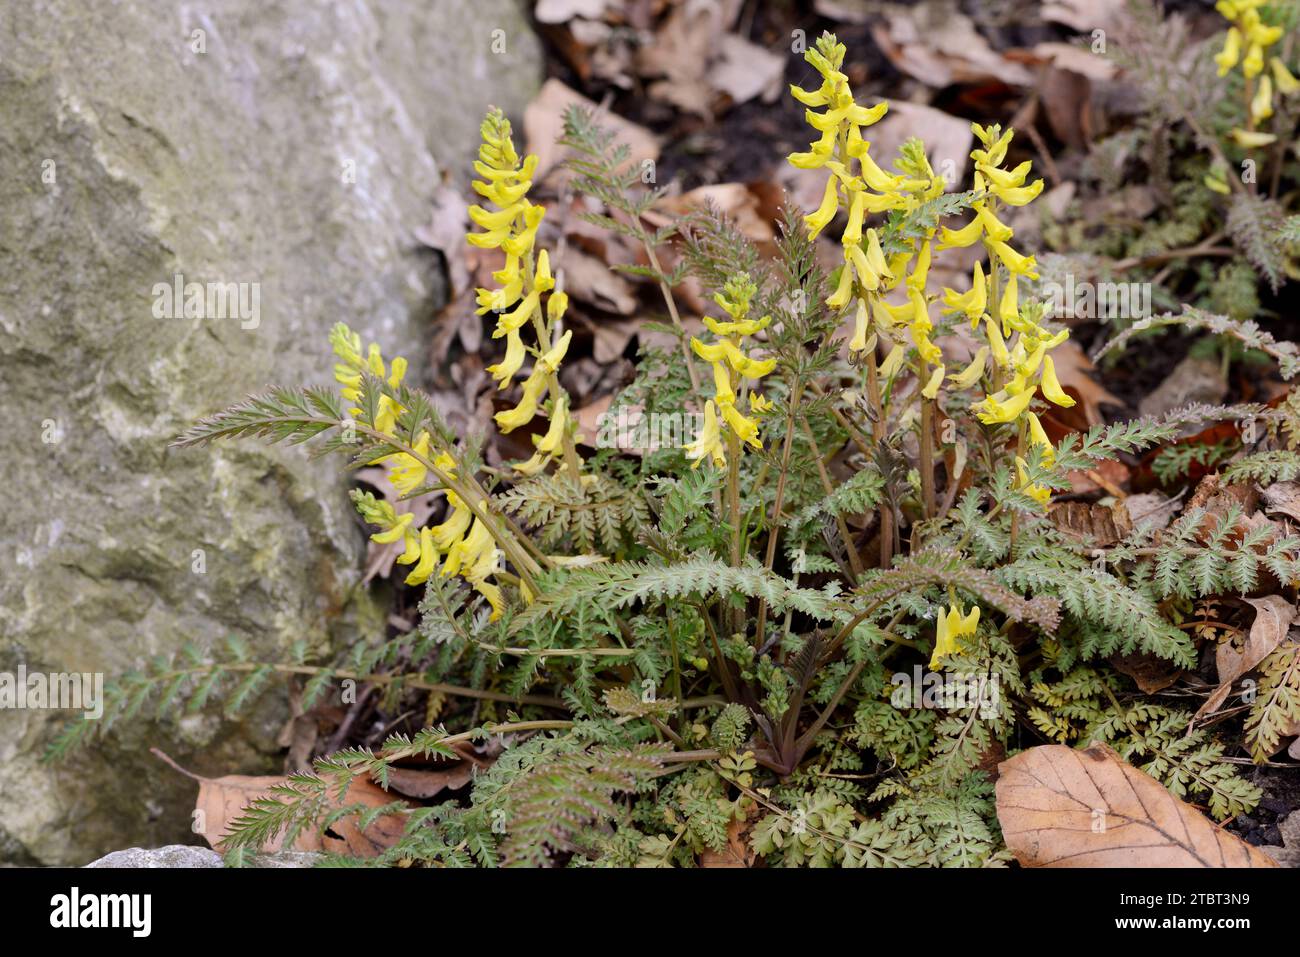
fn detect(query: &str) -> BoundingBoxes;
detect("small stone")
[85,845,223,868]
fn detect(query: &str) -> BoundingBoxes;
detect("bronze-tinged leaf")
[995,742,1277,868]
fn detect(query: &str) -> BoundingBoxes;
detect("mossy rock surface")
[0,0,540,864]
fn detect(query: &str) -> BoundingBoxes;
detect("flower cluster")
[683,274,776,468]
[1212,0,1296,151]
[469,108,576,476]
[938,124,1071,507]
[330,323,504,619]
[788,33,904,357]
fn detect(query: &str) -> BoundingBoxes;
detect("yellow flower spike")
[684,399,726,469]
[1251,74,1274,122]
[976,386,1036,424]
[537,329,572,374]
[1216,26,1243,76]
[493,289,540,337]
[1230,128,1278,147]
[1039,354,1077,408]
[547,290,569,323]
[950,346,989,389]
[487,328,526,387]
[1271,56,1300,94]
[989,240,1039,279]
[849,298,872,352]
[921,365,945,399]
[878,342,906,379]
[403,527,438,586]
[805,176,841,239]
[370,511,414,544]
[494,368,547,433]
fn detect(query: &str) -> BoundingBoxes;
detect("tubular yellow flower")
[685,399,726,468]
[929,602,979,670]
[487,329,526,387]
[1216,26,1243,75]
[494,367,548,432]
[878,342,906,379]
[950,346,989,389]
[1252,74,1275,122]
[976,386,1036,424]
[921,365,945,399]
[1271,56,1300,94]
[404,526,438,586]
[1039,355,1077,408]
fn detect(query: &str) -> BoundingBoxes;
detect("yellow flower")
[1216,26,1243,75]
[1040,355,1076,408]
[487,328,526,387]
[1251,74,1274,122]
[1230,128,1277,147]
[404,526,438,586]
[878,342,906,379]
[684,400,726,468]
[921,365,945,399]
[988,240,1038,279]
[386,430,432,496]
[1271,56,1299,94]
[494,367,548,432]
[950,346,989,389]
[976,386,1036,424]
[1016,457,1052,508]
[929,602,980,670]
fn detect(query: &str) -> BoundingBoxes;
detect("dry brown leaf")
[1262,481,1300,524]
[996,741,1278,867]
[707,34,784,107]
[1109,652,1183,694]
[870,5,1034,88]
[1048,500,1132,545]
[154,749,410,856]
[1041,0,1127,33]
[869,101,974,189]
[1219,596,1296,687]
[534,0,613,23]
[653,182,776,247]
[562,247,638,314]
[524,78,660,182]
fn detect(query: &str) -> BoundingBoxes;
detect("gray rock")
[86,845,224,868]
[0,0,540,864]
